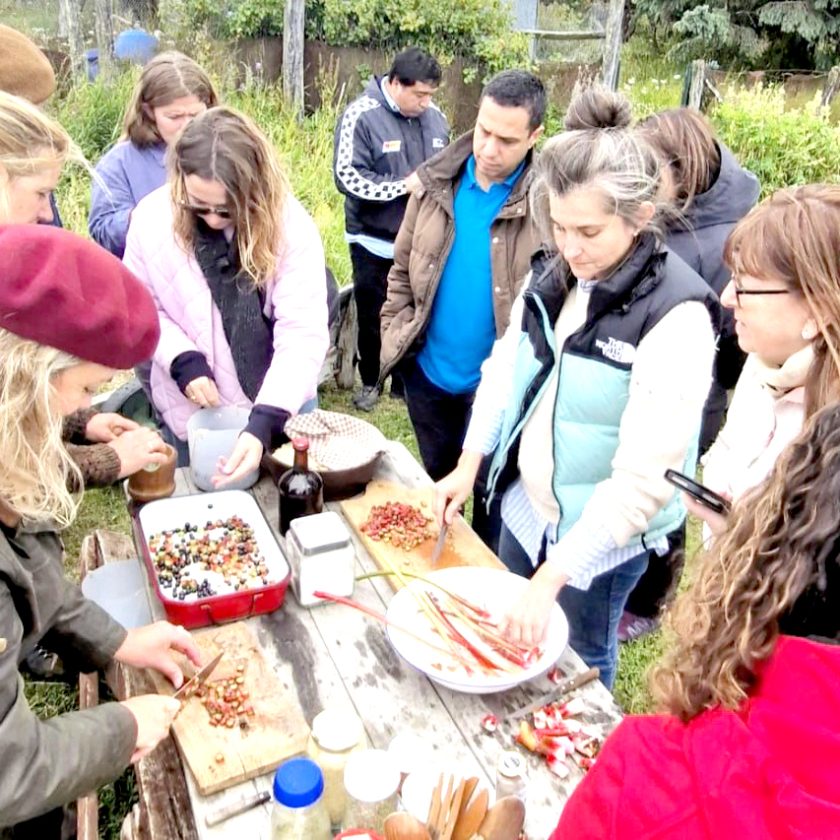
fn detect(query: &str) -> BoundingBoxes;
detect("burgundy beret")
[0,225,160,368]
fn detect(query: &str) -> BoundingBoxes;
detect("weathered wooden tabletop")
[106,441,623,840]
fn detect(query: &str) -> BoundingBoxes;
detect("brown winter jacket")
[379,132,539,381]
[0,510,135,827]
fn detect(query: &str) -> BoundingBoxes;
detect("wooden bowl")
[261,451,380,501]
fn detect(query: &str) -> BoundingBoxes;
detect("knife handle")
[204,790,271,826]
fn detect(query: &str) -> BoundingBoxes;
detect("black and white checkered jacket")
[333,76,450,243]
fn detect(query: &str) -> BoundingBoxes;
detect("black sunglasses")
[178,201,233,220]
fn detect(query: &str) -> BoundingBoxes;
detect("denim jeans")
[498,524,650,690]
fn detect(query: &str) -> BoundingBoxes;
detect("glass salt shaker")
[495,750,528,800]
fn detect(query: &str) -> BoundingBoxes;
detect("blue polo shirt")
[417,155,525,394]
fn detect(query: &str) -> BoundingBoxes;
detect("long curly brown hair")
[650,402,840,720]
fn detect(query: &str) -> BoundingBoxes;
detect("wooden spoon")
[477,796,526,840]
[452,787,489,840]
[384,812,432,840]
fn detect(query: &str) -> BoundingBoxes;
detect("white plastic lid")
[289,511,351,554]
[311,708,365,752]
[386,732,431,775]
[343,749,400,803]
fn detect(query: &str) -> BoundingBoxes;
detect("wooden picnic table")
[94,440,622,840]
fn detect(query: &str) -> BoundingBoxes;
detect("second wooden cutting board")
[152,621,309,794]
[340,480,504,588]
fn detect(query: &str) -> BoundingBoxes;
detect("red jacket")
[550,636,840,839]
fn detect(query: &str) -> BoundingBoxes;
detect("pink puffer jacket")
[123,186,328,439]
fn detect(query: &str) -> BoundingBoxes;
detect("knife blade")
[173,651,224,700]
[430,522,449,566]
[503,665,600,724]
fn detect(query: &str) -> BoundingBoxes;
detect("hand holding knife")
[430,521,449,566]
[173,651,224,700]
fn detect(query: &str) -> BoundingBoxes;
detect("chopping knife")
[173,651,224,700]
[430,521,449,566]
[502,666,600,724]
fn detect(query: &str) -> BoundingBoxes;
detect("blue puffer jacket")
[487,236,720,546]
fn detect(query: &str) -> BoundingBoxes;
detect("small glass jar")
[343,749,400,833]
[495,750,528,800]
[306,707,367,829]
[286,511,356,607]
[271,757,332,840]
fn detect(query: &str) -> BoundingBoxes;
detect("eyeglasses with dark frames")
[178,201,233,220]
[732,278,790,307]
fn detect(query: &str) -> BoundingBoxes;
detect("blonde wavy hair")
[723,184,840,417]
[0,90,84,221]
[170,106,289,288]
[121,51,218,147]
[0,330,83,527]
[651,402,840,720]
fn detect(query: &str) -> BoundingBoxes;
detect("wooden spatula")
[452,787,489,840]
[426,773,445,838]
[439,777,467,840]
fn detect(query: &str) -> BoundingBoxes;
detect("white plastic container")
[186,406,259,492]
[286,511,355,607]
[81,561,153,628]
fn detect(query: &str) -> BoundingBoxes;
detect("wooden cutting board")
[152,621,309,794]
[340,480,504,589]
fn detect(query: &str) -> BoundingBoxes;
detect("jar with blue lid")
[271,757,332,839]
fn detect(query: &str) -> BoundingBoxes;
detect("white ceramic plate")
[385,566,569,694]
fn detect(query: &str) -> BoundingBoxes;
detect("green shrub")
[51,72,137,160]
[712,85,840,195]
[157,0,530,82]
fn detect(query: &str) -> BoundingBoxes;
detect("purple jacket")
[89,141,167,257]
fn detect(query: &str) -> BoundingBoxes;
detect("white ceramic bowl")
[386,566,569,694]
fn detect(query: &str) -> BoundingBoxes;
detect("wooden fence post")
[601,0,625,91]
[821,66,840,110]
[283,0,305,119]
[58,0,86,80]
[93,0,114,78]
[685,59,708,110]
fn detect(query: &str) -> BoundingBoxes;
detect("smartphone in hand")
[664,469,732,515]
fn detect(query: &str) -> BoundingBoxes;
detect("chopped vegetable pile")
[513,695,603,777]
[196,663,255,729]
[359,501,434,550]
[147,517,273,601]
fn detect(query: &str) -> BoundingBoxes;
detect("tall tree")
[629,0,840,69]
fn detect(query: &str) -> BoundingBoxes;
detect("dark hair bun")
[563,86,632,131]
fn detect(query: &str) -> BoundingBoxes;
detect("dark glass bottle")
[278,438,324,535]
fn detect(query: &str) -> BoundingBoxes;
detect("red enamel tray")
[133,490,291,629]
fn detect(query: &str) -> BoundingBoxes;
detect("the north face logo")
[595,337,635,364]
